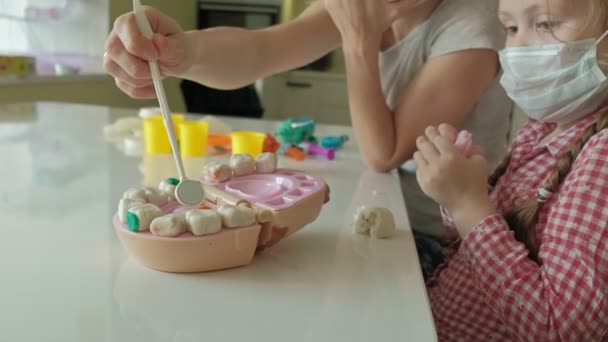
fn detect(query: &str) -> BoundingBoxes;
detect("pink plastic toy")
[205,169,325,211]
[202,169,329,250]
[301,141,335,160]
[454,130,473,157]
[114,169,330,273]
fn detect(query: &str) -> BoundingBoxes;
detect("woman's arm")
[344,44,499,172]
[182,1,342,89]
[105,2,341,97]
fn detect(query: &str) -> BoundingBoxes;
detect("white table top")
[0,102,436,342]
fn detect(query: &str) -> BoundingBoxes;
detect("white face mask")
[499,31,608,124]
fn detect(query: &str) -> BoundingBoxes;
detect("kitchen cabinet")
[262,71,351,126]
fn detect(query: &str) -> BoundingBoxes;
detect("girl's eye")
[536,21,557,32]
[504,26,518,35]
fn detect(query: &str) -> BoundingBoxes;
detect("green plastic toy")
[275,117,316,145]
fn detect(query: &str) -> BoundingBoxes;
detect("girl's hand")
[414,124,495,235]
[323,0,416,50]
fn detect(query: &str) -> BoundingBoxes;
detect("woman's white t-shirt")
[379,0,513,236]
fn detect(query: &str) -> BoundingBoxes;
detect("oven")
[198,0,282,30]
[181,0,283,118]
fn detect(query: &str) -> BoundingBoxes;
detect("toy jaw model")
[113,153,330,273]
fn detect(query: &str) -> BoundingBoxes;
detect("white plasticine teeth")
[126,203,163,232]
[353,206,396,239]
[144,187,169,207]
[217,205,256,228]
[150,213,188,237]
[353,207,370,235]
[159,178,179,200]
[118,198,145,223]
[123,187,148,203]
[138,107,162,118]
[124,186,168,207]
[230,154,255,177]
[199,115,232,134]
[203,162,232,183]
[255,152,278,174]
[103,117,142,144]
[185,209,222,236]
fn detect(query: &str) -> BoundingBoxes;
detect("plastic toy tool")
[133,0,204,206]
[321,135,349,150]
[301,141,335,160]
[275,117,316,145]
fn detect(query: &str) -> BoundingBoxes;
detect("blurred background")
[0,0,524,131]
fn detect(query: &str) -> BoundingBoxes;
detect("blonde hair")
[545,1,608,67]
[490,0,608,263]
[489,112,608,262]
[584,0,608,69]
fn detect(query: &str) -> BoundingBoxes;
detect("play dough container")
[143,114,185,154]
[179,121,208,157]
[230,132,266,158]
[113,169,330,273]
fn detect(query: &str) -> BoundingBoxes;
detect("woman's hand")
[414,124,496,236]
[323,0,416,50]
[104,6,195,99]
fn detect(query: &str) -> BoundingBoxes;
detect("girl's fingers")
[416,135,439,162]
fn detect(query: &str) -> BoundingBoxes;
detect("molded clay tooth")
[159,178,180,200]
[185,209,222,236]
[230,154,255,177]
[123,187,148,203]
[217,205,256,228]
[118,198,145,223]
[353,206,395,239]
[126,203,163,232]
[255,153,278,174]
[203,162,232,183]
[144,186,169,207]
[150,213,188,237]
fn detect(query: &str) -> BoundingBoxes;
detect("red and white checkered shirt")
[429,112,608,341]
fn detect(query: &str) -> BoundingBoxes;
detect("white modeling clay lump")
[255,152,277,173]
[200,115,232,134]
[118,198,145,223]
[217,205,256,228]
[144,187,169,207]
[353,206,396,239]
[126,203,163,232]
[159,178,180,200]
[203,162,232,183]
[185,209,222,236]
[103,117,142,144]
[230,154,255,177]
[123,187,148,203]
[150,214,188,237]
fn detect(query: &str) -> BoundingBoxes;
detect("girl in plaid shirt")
[413,0,608,340]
